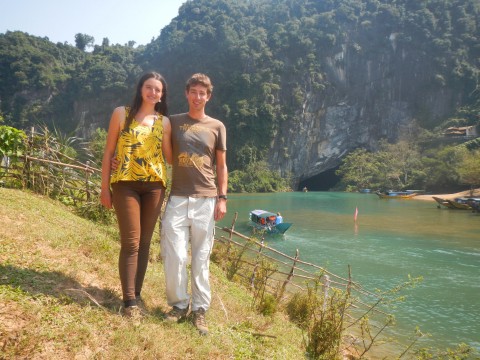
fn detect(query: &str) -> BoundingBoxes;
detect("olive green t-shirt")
[170,113,227,197]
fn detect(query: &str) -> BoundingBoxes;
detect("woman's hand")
[100,188,112,209]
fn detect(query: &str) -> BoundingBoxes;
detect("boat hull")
[433,196,480,211]
[249,221,293,234]
[376,192,417,199]
[447,200,473,210]
[433,196,456,209]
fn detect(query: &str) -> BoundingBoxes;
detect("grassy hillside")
[0,188,304,359]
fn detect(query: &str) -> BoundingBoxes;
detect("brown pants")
[111,181,165,305]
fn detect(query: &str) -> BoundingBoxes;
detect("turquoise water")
[217,192,480,353]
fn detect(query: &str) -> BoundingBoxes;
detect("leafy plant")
[286,279,348,359]
[0,125,26,157]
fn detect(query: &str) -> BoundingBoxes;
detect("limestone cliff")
[270,37,461,188]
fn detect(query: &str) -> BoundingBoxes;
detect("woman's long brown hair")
[124,72,168,129]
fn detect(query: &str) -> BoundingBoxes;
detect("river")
[217,192,480,355]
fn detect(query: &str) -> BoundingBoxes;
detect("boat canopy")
[250,209,278,225]
[250,209,276,218]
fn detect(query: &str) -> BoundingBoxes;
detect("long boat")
[468,198,480,212]
[248,209,293,234]
[433,196,456,209]
[447,198,473,210]
[433,196,480,211]
[375,191,417,199]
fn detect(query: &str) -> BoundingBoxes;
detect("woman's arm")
[100,106,124,208]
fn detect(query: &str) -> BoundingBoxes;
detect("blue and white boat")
[248,209,293,234]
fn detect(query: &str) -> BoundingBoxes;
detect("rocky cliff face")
[270,38,458,189]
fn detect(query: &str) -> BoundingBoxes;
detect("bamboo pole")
[277,249,299,300]
[250,240,264,288]
[219,226,355,285]
[225,212,238,258]
[85,160,91,201]
[24,155,97,173]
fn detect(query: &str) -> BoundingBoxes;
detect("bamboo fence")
[1,127,101,204]
[213,215,389,325]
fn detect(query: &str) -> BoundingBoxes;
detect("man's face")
[186,84,211,111]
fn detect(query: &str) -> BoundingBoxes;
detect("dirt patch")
[0,301,34,352]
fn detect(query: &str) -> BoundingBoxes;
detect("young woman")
[100,72,172,317]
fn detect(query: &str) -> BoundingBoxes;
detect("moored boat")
[433,196,456,209]
[447,197,473,210]
[466,198,480,212]
[375,190,417,199]
[248,209,293,234]
[433,196,480,211]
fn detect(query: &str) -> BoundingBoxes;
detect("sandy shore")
[413,188,480,201]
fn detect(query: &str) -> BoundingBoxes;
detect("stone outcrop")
[269,38,460,188]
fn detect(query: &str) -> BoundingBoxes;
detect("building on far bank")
[444,125,478,138]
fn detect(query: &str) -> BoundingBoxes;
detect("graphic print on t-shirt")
[177,123,211,169]
[178,152,204,168]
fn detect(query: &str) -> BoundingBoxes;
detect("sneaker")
[193,308,208,336]
[123,305,142,318]
[164,306,189,322]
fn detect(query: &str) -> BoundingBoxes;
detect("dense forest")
[1,0,479,191]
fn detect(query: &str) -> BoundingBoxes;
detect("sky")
[0,0,187,47]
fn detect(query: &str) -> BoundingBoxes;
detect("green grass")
[0,188,304,359]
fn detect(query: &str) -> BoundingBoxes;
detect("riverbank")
[414,188,480,201]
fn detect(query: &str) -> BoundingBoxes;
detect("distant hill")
[1,0,478,185]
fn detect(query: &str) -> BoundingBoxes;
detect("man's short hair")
[186,73,213,94]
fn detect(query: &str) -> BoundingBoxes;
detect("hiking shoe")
[193,308,208,336]
[123,305,142,318]
[164,306,189,322]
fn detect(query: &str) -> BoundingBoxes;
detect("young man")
[161,73,227,335]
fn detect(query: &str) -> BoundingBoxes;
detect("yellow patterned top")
[110,109,167,187]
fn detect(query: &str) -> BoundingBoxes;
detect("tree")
[335,148,379,190]
[376,141,425,190]
[421,146,461,192]
[228,160,291,193]
[75,33,95,51]
[337,141,428,191]
[457,149,480,194]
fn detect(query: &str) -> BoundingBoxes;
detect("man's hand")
[214,198,227,221]
[111,156,119,171]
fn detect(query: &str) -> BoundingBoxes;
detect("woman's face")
[141,78,163,105]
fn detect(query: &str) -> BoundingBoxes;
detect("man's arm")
[214,149,228,221]
[162,116,172,164]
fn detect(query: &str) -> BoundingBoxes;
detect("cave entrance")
[298,167,340,191]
